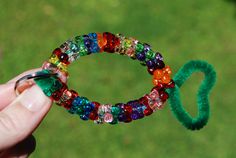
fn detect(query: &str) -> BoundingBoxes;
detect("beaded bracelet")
[14,32,216,130]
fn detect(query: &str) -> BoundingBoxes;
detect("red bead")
[59,53,69,64]
[147,68,155,75]
[89,111,98,120]
[63,89,78,109]
[124,104,132,113]
[53,48,62,56]
[165,80,175,88]
[139,95,149,106]
[92,101,100,110]
[103,32,120,53]
[51,83,68,101]
[144,108,153,116]
[124,113,132,123]
[159,90,169,102]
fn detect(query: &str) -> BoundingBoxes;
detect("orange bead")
[163,65,172,74]
[153,69,163,80]
[161,74,171,84]
[152,78,160,86]
[97,33,107,50]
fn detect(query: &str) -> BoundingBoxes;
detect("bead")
[159,90,169,102]
[103,32,120,53]
[89,111,98,120]
[53,48,62,56]
[154,59,165,69]
[51,83,67,101]
[111,106,121,116]
[59,53,70,64]
[131,111,140,120]
[48,54,60,65]
[153,69,164,79]
[135,42,144,53]
[163,65,172,74]
[136,52,146,61]
[152,78,159,86]
[97,33,107,51]
[124,104,132,113]
[149,89,159,100]
[144,108,153,116]
[145,50,156,60]
[80,115,89,120]
[155,52,163,61]
[165,80,175,88]
[146,60,155,68]
[103,113,113,123]
[161,74,171,84]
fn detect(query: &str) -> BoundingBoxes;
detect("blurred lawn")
[0,0,236,157]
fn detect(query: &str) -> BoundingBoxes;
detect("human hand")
[0,69,53,157]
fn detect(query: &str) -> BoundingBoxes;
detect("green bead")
[79,45,88,56]
[77,107,84,115]
[124,39,132,49]
[34,72,62,97]
[145,50,156,60]
[109,118,118,125]
[111,106,121,116]
[135,42,144,53]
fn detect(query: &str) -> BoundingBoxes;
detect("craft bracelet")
[14,32,216,130]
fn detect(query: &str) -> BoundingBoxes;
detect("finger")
[7,68,42,84]
[0,135,36,158]
[0,83,16,110]
[0,85,52,150]
[0,68,43,110]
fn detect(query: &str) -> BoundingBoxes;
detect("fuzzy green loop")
[166,60,216,130]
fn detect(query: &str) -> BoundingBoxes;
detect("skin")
[0,68,57,158]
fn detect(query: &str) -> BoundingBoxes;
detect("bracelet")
[14,32,216,130]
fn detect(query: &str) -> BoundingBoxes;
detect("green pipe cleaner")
[166,60,216,130]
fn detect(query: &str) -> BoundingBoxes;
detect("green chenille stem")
[166,60,216,130]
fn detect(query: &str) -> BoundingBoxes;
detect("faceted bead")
[154,59,165,69]
[145,50,156,60]
[147,68,155,75]
[155,52,163,61]
[146,60,155,68]
[152,82,164,91]
[103,32,120,53]
[136,52,146,61]
[110,118,118,125]
[118,113,126,122]
[111,106,121,116]
[124,113,132,123]
[131,111,140,120]
[92,101,101,109]
[124,104,132,113]
[153,69,164,80]
[139,95,149,106]
[59,53,69,64]
[163,66,172,74]
[57,62,68,72]
[161,74,171,84]
[53,48,62,56]
[165,80,175,88]
[159,90,169,102]
[103,113,114,123]
[144,108,153,116]
[143,43,151,53]
[80,115,89,120]
[152,78,159,86]
[89,111,98,120]
[97,33,107,51]
[149,100,163,111]
[149,89,159,100]
[135,42,144,53]
[51,83,68,101]
[48,54,60,65]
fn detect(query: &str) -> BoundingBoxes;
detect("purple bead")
[118,113,126,122]
[131,111,140,120]
[155,52,163,61]
[146,60,155,68]
[136,52,146,61]
[154,59,165,69]
[143,43,151,53]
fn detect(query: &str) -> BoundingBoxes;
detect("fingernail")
[18,85,51,112]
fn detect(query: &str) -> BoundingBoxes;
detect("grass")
[0,0,236,157]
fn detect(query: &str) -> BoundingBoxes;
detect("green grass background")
[0,0,236,157]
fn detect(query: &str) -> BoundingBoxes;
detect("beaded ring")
[15,32,216,130]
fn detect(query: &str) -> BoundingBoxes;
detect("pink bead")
[103,113,113,123]
[149,99,164,111]
[148,89,159,100]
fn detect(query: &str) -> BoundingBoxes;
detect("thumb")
[0,85,52,150]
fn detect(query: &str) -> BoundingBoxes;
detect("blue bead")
[88,33,97,39]
[146,60,155,68]
[68,106,78,114]
[80,115,89,120]
[118,113,126,122]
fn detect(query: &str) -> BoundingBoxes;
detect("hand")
[0,69,53,158]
